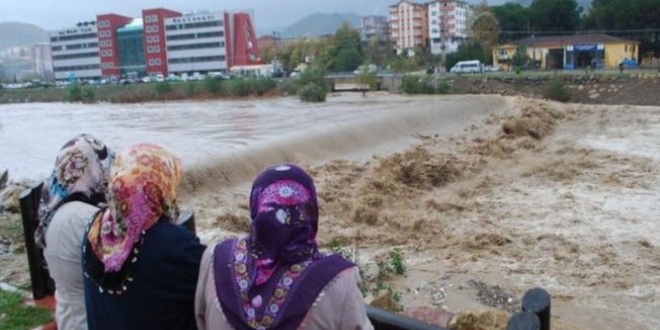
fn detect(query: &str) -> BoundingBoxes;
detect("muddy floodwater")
[2,93,660,329]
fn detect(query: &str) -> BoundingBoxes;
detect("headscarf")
[248,163,321,286]
[87,143,182,273]
[213,164,354,330]
[36,134,114,248]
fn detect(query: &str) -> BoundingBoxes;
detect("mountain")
[281,13,361,38]
[0,22,48,50]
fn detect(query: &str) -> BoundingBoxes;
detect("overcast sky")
[0,0,502,33]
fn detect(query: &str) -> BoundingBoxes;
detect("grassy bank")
[0,290,52,330]
[0,77,282,104]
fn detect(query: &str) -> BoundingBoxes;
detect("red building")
[226,12,261,68]
[96,14,133,79]
[50,8,262,80]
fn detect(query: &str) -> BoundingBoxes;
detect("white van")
[450,60,483,74]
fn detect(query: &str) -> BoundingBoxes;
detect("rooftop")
[508,34,640,48]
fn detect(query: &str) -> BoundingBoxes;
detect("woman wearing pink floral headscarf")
[82,144,205,330]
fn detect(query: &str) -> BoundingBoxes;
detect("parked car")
[450,60,483,74]
[484,65,502,72]
[354,64,378,75]
[620,59,638,68]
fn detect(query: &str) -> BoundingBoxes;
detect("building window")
[167,42,224,51]
[54,63,101,72]
[53,52,99,60]
[168,55,226,64]
[165,20,222,31]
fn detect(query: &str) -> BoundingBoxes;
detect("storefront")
[565,44,605,69]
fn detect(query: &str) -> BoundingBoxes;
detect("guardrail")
[366,306,447,330]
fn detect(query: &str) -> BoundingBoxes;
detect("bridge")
[326,72,404,92]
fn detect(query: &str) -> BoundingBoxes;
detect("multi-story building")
[164,11,228,74]
[389,0,428,55]
[360,15,389,43]
[32,43,53,79]
[427,0,472,55]
[50,23,101,80]
[49,7,260,80]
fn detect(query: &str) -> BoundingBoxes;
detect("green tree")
[334,48,363,72]
[492,3,530,43]
[356,63,378,91]
[585,0,660,55]
[331,22,363,71]
[511,44,530,68]
[471,2,500,64]
[529,0,581,32]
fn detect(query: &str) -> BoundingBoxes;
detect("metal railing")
[19,183,55,300]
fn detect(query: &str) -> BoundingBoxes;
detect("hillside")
[281,13,360,38]
[0,22,48,50]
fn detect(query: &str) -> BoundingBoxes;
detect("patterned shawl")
[87,143,182,273]
[214,164,354,330]
[36,134,113,248]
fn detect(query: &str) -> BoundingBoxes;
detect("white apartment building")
[32,43,53,78]
[427,0,472,55]
[50,24,101,80]
[164,12,228,74]
[389,0,428,55]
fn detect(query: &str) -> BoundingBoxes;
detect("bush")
[296,63,328,94]
[229,78,251,97]
[436,80,451,94]
[65,84,82,102]
[402,76,435,94]
[185,81,197,97]
[298,83,326,102]
[543,79,570,103]
[155,81,172,96]
[253,77,276,96]
[204,77,223,94]
[81,86,96,103]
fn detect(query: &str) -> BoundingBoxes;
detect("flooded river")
[0,93,508,184]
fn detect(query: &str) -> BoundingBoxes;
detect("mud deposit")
[192,96,660,329]
[2,94,660,329]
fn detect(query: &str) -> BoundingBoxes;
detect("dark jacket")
[83,221,206,330]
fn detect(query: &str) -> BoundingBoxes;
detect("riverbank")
[2,71,660,106]
[1,94,659,329]
[0,77,286,104]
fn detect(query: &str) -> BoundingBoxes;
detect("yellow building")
[493,34,640,71]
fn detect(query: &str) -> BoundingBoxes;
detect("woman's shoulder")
[54,200,99,219]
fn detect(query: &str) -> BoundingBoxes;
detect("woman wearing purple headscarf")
[195,164,373,330]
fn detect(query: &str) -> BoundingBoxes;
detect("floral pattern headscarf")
[36,134,114,248]
[87,143,182,273]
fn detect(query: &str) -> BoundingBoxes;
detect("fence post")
[19,183,55,300]
[522,288,551,330]
[507,311,541,330]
